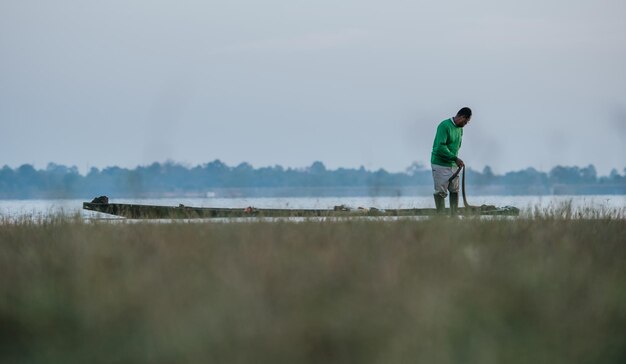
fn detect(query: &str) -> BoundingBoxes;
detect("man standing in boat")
[431,107,471,215]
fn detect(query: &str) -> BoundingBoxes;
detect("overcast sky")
[1,0,625,175]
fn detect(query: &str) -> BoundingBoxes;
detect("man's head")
[454,107,472,127]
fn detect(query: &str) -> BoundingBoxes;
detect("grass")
[0,213,625,363]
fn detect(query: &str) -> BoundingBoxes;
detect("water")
[0,195,624,221]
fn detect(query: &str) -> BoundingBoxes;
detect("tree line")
[0,161,624,199]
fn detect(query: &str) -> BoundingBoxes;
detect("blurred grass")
[1,214,625,363]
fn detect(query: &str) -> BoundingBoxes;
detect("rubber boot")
[449,192,459,216]
[434,194,446,215]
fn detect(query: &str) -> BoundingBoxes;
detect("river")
[1,195,624,220]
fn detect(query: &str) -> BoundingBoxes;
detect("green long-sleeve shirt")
[431,118,463,167]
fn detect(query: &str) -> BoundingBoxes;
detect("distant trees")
[0,161,624,199]
[549,165,597,185]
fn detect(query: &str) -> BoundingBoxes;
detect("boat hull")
[83,202,520,219]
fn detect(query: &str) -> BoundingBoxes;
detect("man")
[430,107,471,215]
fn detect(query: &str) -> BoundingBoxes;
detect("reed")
[1,212,625,363]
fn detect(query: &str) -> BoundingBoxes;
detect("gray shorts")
[432,164,460,197]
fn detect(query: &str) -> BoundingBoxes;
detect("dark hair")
[456,107,472,118]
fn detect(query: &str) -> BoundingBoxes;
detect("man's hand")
[455,158,465,168]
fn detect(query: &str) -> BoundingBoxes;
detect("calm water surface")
[0,195,624,220]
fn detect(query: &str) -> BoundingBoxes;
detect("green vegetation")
[1,161,625,198]
[1,214,625,363]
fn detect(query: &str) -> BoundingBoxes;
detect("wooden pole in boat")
[448,165,474,209]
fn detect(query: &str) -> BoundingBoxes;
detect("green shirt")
[431,118,463,167]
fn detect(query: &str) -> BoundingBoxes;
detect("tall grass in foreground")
[0,214,625,363]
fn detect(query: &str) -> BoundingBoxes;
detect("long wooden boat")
[83,199,520,219]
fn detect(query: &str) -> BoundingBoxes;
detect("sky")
[1,0,625,175]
